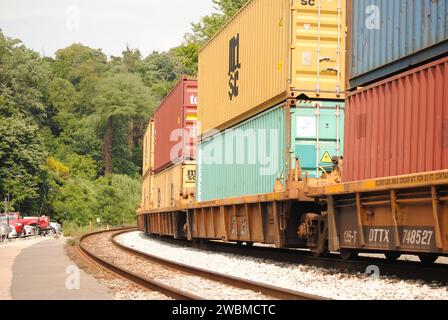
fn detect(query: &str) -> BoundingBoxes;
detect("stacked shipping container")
[154,77,198,173]
[140,121,155,212]
[140,77,198,211]
[344,56,448,182]
[198,0,346,136]
[349,0,448,90]
[197,0,347,201]
[344,0,448,181]
[197,101,345,201]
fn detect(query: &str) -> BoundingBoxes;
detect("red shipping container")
[344,56,448,182]
[154,77,198,173]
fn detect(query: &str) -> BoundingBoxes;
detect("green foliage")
[0,0,248,226]
[213,0,249,17]
[95,175,141,225]
[48,78,78,113]
[52,43,108,87]
[0,32,51,125]
[174,0,249,72]
[51,174,140,226]
[0,116,47,209]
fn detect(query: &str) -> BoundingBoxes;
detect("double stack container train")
[138,0,448,263]
[137,77,198,230]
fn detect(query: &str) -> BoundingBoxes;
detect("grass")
[66,238,78,246]
[62,221,137,238]
[62,221,103,238]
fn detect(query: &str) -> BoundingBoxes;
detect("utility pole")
[4,197,8,225]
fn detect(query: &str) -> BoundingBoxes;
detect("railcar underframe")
[138,170,448,263]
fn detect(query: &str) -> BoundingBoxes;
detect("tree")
[91,73,155,176]
[0,116,47,210]
[0,0,250,224]
[0,31,51,126]
[52,44,108,87]
[174,0,249,72]
[95,175,141,225]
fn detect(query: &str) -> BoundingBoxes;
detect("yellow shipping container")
[198,0,346,135]
[153,161,196,209]
[142,120,155,177]
[140,172,154,212]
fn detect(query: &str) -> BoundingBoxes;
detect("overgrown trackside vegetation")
[0,0,249,226]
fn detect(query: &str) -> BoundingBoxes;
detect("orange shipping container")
[344,56,448,182]
[198,0,346,136]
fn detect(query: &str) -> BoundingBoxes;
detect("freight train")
[137,0,448,264]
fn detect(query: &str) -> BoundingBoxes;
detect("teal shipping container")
[196,101,344,202]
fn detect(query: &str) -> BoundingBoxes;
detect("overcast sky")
[0,0,215,57]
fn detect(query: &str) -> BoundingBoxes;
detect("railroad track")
[152,236,448,284]
[78,228,325,300]
[77,228,200,300]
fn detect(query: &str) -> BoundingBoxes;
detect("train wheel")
[340,250,358,261]
[245,242,254,247]
[384,252,401,261]
[236,241,244,246]
[311,248,329,257]
[418,254,438,265]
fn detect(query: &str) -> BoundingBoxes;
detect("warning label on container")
[297,117,316,137]
[302,51,312,66]
[321,151,333,163]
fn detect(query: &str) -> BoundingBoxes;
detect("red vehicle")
[0,212,24,237]
[20,215,51,235]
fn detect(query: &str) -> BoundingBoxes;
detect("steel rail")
[111,230,327,300]
[78,228,201,300]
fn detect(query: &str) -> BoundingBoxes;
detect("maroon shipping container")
[154,77,198,173]
[344,56,448,182]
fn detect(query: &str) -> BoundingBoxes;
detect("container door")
[292,101,344,177]
[291,0,346,99]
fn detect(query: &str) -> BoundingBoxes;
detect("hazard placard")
[321,151,333,163]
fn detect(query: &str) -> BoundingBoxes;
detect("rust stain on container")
[154,77,198,173]
[344,56,448,182]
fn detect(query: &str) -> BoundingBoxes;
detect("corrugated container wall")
[140,173,153,212]
[198,0,346,136]
[349,0,448,89]
[154,77,198,173]
[142,120,155,177]
[153,161,196,209]
[140,120,155,212]
[197,101,344,202]
[344,56,448,182]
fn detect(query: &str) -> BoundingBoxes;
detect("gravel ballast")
[82,232,272,300]
[116,231,448,300]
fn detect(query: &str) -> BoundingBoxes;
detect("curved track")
[78,228,325,300]
[78,228,200,300]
